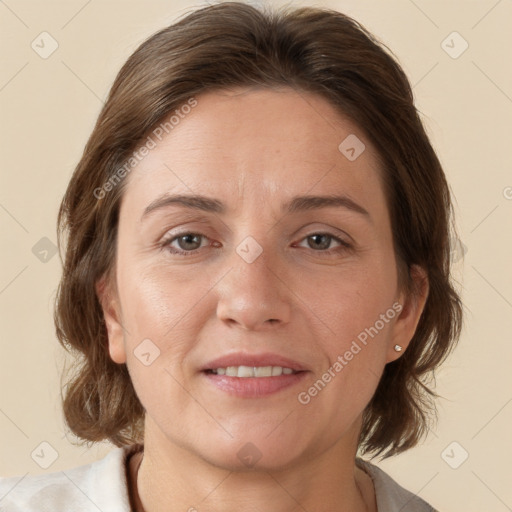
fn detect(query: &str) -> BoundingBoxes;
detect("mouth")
[206,365,298,377]
[201,353,308,397]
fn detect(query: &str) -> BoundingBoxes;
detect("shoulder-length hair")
[55,1,463,458]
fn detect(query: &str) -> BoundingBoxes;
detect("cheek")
[115,261,210,389]
[116,265,204,422]
[293,253,397,398]
[297,307,393,427]
[294,253,397,340]
[117,259,207,337]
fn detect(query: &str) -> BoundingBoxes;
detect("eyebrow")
[141,193,370,220]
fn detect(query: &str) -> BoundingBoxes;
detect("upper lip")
[201,352,308,372]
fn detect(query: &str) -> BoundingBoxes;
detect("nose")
[215,247,292,331]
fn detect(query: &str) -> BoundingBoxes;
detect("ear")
[95,273,126,364]
[386,264,429,363]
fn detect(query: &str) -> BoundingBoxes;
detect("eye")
[295,233,352,254]
[161,232,214,255]
[160,231,352,257]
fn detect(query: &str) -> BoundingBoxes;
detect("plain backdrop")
[1,1,511,511]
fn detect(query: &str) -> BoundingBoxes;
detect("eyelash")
[160,232,353,257]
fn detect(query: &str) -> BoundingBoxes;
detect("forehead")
[120,87,385,217]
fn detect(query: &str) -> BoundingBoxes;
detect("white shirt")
[0,444,438,511]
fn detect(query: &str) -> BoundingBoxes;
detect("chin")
[205,446,303,473]
[188,429,314,473]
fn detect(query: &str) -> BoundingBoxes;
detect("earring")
[394,344,403,352]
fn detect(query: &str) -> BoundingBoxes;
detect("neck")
[132,421,376,512]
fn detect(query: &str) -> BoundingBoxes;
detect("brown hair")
[55,1,463,457]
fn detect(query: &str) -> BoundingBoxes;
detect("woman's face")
[100,87,426,470]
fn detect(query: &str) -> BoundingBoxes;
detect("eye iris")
[178,234,202,250]
[308,234,331,250]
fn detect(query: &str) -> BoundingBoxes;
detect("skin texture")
[97,87,428,512]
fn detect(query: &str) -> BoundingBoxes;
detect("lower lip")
[202,371,308,397]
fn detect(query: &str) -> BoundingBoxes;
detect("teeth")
[225,366,238,377]
[211,366,296,377]
[254,366,272,377]
[271,366,282,376]
[237,365,254,378]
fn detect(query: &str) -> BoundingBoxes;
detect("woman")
[0,2,462,511]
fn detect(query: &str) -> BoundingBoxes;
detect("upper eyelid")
[161,220,353,238]
[155,210,360,246]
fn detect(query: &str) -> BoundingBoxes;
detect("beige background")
[1,0,511,510]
